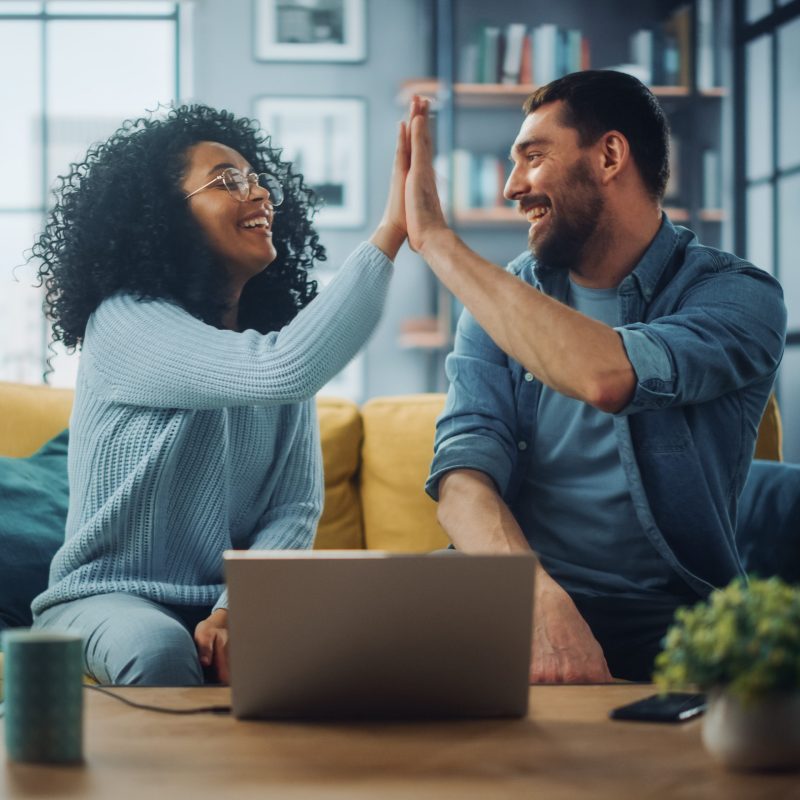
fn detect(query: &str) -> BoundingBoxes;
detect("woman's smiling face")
[182,141,278,285]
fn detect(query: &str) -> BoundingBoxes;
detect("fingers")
[212,629,230,685]
[395,120,409,173]
[194,624,213,668]
[410,113,433,168]
[407,95,432,156]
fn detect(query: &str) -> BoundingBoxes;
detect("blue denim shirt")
[426,216,787,596]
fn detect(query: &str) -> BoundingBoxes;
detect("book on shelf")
[664,134,681,202]
[479,26,501,83]
[463,22,589,85]
[702,149,722,209]
[629,29,654,86]
[437,150,510,214]
[696,0,725,89]
[501,23,527,84]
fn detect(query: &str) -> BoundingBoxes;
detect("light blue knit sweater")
[32,242,393,617]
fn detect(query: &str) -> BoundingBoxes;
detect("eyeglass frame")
[184,167,284,205]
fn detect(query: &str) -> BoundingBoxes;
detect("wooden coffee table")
[2,684,796,798]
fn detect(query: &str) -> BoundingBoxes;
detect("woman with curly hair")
[30,102,413,686]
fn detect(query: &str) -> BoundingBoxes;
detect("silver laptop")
[224,550,536,720]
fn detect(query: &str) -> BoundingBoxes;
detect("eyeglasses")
[184,167,284,206]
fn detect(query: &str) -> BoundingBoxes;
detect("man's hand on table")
[195,608,230,685]
[531,568,613,684]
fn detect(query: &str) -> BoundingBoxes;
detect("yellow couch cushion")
[315,396,363,549]
[360,394,449,552]
[0,382,73,457]
[754,393,783,461]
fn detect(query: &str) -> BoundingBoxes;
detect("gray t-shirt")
[513,279,685,599]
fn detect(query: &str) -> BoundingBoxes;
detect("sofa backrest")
[361,395,448,552]
[0,382,74,458]
[0,381,783,554]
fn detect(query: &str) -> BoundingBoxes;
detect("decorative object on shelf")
[654,576,800,771]
[253,0,365,63]
[254,96,366,229]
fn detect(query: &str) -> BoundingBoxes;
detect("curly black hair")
[32,104,323,349]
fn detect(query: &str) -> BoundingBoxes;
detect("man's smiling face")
[504,101,604,274]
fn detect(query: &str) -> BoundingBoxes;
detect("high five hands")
[372,95,450,261]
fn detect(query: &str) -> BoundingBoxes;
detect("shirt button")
[518,441,528,451]
[524,372,533,382]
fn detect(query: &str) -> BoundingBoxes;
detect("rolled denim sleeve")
[425,307,519,501]
[614,266,786,415]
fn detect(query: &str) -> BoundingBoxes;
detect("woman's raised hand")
[405,97,449,255]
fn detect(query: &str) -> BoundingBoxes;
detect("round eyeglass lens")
[257,173,284,206]
[222,169,284,206]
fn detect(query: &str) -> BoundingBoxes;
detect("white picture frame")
[253,0,366,62]
[255,96,366,229]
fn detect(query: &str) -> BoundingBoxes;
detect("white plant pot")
[702,688,800,771]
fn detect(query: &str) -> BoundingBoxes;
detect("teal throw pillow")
[736,459,800,583]
[0,430,69,630]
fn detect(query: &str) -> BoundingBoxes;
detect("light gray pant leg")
[33,593,203,686]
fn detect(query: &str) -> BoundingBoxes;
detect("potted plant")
[654,576,800,771]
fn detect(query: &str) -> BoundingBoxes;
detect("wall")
[190,0,434,399]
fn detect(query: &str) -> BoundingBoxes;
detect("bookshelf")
[398,0,732,367]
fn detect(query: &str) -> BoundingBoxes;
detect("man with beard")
[404,71,786,683]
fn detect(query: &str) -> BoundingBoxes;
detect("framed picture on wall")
[253,0,366,62]
[255,96,366,229]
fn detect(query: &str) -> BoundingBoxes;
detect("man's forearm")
[419,229,636,413]
[437,469,531,554]
[438,469,563,588]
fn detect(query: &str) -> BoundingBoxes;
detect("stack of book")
[436,151,511,214]
[461,22,590,85]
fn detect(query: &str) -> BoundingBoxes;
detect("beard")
[527,158,604,274]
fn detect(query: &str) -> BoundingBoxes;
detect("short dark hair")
[523,70,670,200]
[32,104,323,350]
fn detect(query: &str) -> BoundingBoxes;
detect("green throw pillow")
[0,430,69,630]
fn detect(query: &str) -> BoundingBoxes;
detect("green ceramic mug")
[1,629,84,764]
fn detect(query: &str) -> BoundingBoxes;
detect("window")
[736,0,800,461]
[0,1,182,387]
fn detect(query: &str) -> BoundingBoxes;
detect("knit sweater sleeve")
[83,242,392,409]
[212,400,323,612]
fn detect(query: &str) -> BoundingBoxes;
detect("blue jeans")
[33,593,210,685]
[569,592,686,682]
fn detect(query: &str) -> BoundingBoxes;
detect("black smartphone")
[609,692,706,723]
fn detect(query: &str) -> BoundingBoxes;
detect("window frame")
[0,1,181,384]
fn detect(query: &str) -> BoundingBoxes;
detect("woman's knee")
[106,619,203,686]
[36,594,204,686]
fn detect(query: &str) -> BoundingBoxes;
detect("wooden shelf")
[454,207,523,226]
[397,80,727,109]
[699,208,726,222]
[449,206,723,227]
[398,317,451,350]
[664,207,689,222]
